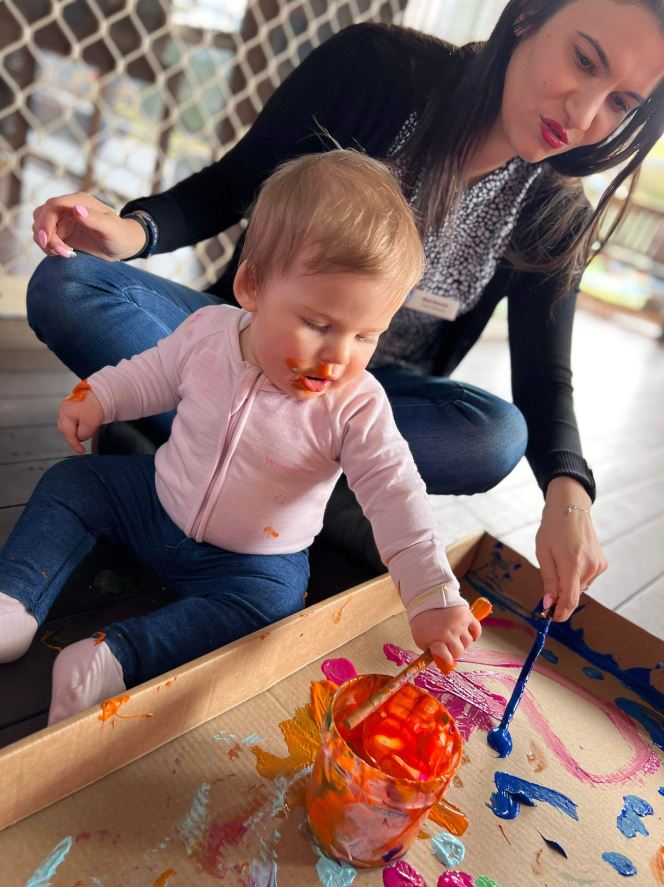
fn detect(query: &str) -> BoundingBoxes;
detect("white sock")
[48,638,126,725]
[0,592,38,663]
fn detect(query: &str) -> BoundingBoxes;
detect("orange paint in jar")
[306,673,462,867]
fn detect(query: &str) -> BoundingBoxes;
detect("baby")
[0,150,481,724]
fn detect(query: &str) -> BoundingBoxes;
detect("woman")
[28,0,664,621]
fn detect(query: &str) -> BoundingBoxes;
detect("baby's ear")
[234,261,258,311]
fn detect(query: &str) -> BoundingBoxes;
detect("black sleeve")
[507,269,596,501]
[121,24,415,254]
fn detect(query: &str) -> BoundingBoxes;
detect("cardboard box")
[1,533,663,886]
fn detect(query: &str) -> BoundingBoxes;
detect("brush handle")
[344,596,492,732]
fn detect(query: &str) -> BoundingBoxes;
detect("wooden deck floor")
[1,308,662,748]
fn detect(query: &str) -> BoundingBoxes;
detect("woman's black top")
[123,23,596,500]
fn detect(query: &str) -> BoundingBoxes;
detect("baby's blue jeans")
[0,455,309,686]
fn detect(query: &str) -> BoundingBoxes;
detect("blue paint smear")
[616,795,653,838]
[489,771,579,821]
[315,855,357,887]
[431,832,466,867]
[614,698,664,750]
[541,649,558,664]
[582,666,604,680]
[601,852,637,877]
[249,858,279,887]
[24,836,73,887]
[659,786,664,796]
[488,615,551,757]
[466,560,664,713]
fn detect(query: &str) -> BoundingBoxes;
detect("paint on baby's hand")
[65,379,92,402]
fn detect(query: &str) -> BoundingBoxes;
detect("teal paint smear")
[178,782,211,855]
[24,836,73,887]
[431,832,465,867]
[616,794,653,838]
[541,649,558,664]
[560,874,597,884]
[601,852,637,877]
[476,878,502,887]
[315,855,357,887]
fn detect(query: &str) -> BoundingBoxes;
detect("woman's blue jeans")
[27,254,528,495]
[0,455,309,686]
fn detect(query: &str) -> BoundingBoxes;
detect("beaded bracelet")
[121,210,159,260]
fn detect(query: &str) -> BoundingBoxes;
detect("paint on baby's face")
[285,359,337,395]
[65,379,92,402]
[244,254,402,400]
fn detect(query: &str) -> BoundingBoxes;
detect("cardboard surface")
[1,534,663,886]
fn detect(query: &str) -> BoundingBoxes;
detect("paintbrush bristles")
[344,650,433,731]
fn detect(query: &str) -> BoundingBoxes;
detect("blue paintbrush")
[487,604,555,756]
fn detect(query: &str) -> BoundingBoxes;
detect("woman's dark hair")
[398,0,664,289]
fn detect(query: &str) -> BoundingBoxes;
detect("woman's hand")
[32,193,146,261]
[57,383,105,454]
[536,476,607,622]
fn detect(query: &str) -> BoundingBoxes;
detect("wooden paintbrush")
[344,596,492,731]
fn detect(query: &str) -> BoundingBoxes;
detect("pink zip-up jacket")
[89,305,464,620]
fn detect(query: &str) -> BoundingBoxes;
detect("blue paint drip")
[488,771,579,821]
[601,852,637,877]
[431,832,466,867]
[582,666,604,680]
[466,551,664,713]
[541,649,558,664]
[616,795,653,838]
[24,836,73,887]
[614,698,664,751]
[659,786,664,796]
[487,615,551,757]
[382,846,402,863]
[315,854,357,887]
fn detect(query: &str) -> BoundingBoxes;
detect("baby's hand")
[409,605,482,671]
[57,381,104,454]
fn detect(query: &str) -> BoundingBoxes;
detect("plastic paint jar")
[306,673,462,867]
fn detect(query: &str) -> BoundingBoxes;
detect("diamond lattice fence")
[0,0,407,288]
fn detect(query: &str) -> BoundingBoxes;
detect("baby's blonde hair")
[240,149,424,302]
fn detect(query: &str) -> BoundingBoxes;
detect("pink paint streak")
[437,872,475,887]
[321,658,357,686]
[384,644,655,785]
[199,818,249,875]
[383,860,428,886]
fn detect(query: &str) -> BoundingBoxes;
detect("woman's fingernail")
[542,594,555,610]
[54,245,76,258]
[38,229,48,248]
[75,204,89,218]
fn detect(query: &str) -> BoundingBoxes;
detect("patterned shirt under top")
[369,114,542,373]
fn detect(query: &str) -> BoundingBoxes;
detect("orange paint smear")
[98,694,154,723]
[251,701,320,779]
[427,796,468,836]
[652,845,664,886]
[40,631,64,652]
[153,871,177,887]
[262,526,279,538]
[498,823,512,846]
[332,600,350,625]
[65,379,92,402]
[93,631,107,646]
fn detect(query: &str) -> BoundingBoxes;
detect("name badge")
[404,288,460,321]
